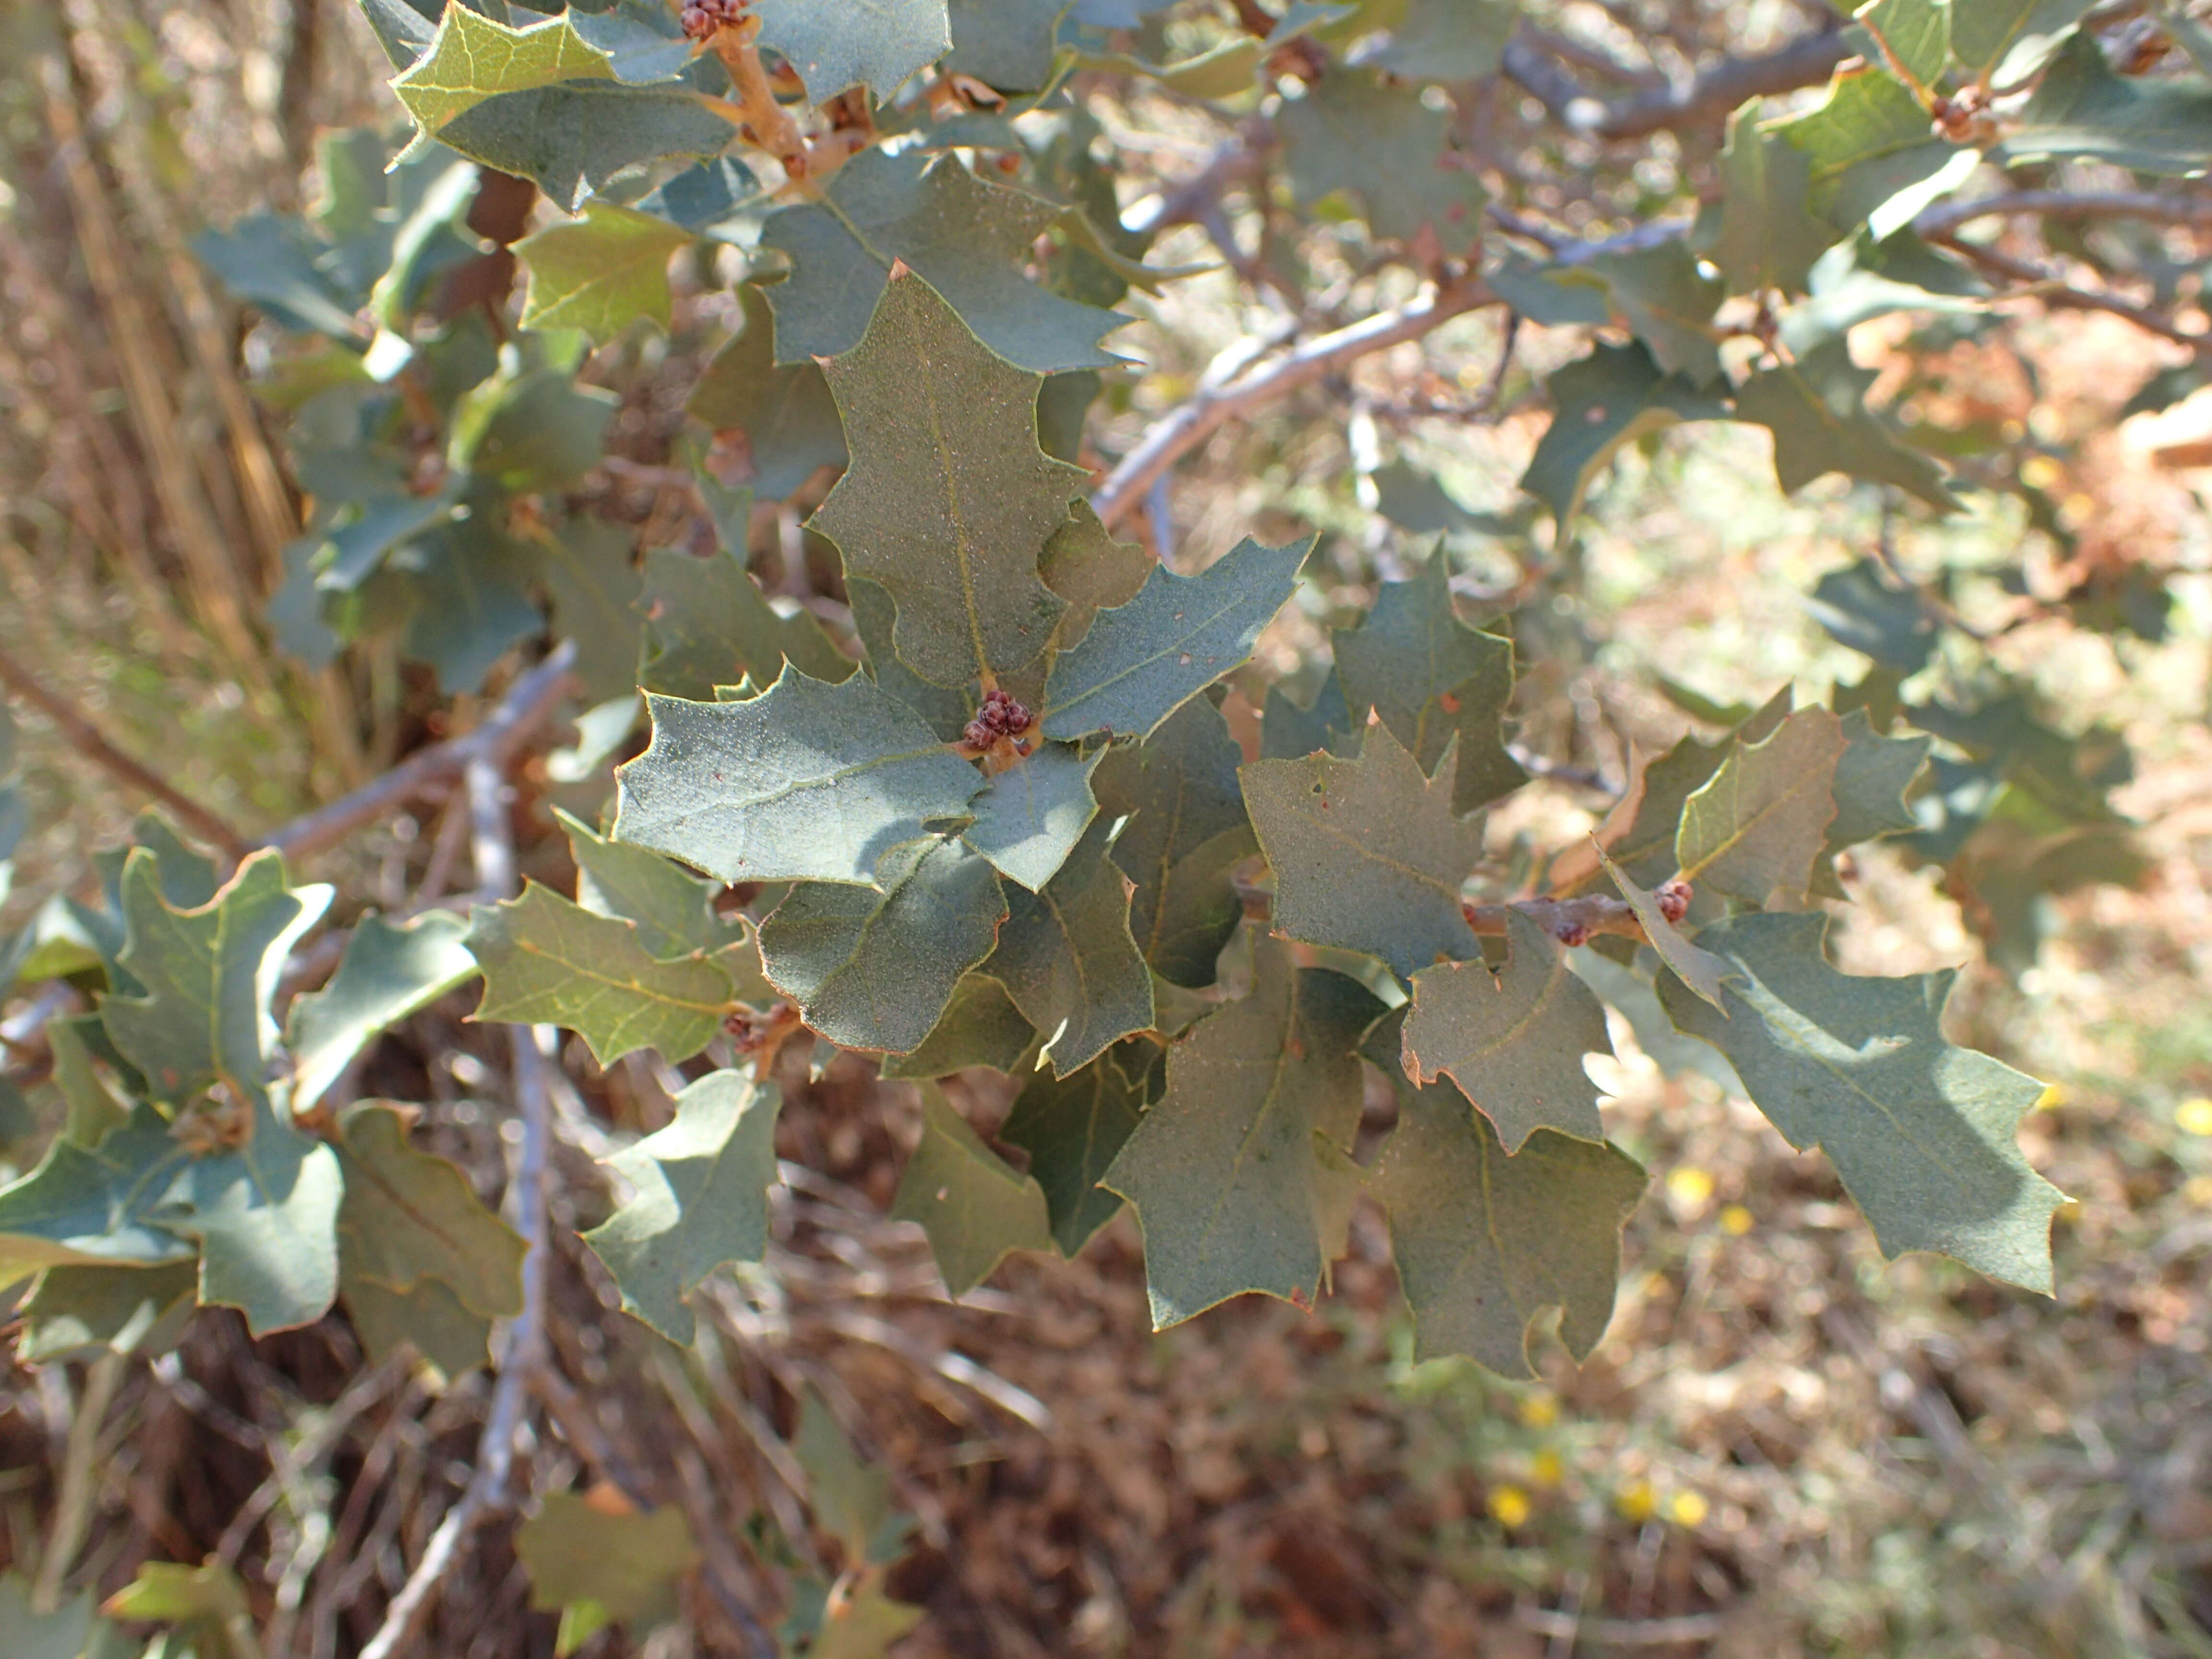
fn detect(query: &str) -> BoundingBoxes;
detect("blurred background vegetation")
[1,0,2210,1654]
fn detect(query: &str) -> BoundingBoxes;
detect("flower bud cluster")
[962,687,1034,753]
[680,0,747,41]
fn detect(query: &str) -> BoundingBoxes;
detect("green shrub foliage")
[9,0,2193,1404]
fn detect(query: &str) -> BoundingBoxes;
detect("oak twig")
[1501,27,1851,139]
[0,643,253,860]
[266,641,577,863]
[1092,279,1500,532]
[1928,233,2212,353]
[1914,188,2212,239]
[1124,117,1274,237]
[357,759,552,1659]
[1465,889,1681,947]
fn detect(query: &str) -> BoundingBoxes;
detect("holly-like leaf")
[1040,536,1308,741]
[1806,556,1938,673]
[998,1057,1144,1253]
[1401,908,1612,1149]
[1332,550,1488,751]
[1709,102,1833,297]
[398,522,545,696]
[761,148,1126,373]
[1373,1062,1645,1376]
[1659,911,2064,1291]
[1522,341,1729,525]
[947,0,1070,90]
[812,269,1082,689]
[442,84,732,210]
[103,1562,253,1653]
[583,1071,782,1342]
[878,973,1038,1078]
[468,884,736,1065]
[637,154,763,232]
[345,1271,494,1377]
[1103,942,1381,1325]
[457,371,619,493]
[1094,696,1257,987]
[1735,340,1958,512]
[890,1088,1052,1295]
[1039,499,1154,653]
[1570,241,1726,384]
[1596,847,1735,1011]
[1766,62,1960,232]
[760,837,1006,1053]
[962,743,1103,891]
[1367,0,1516,81]
[541,519,646,706]
[0,1108,198,1284]
[516,1492,700,1634]
[1559,690,1793,893]
[1332,549,1525,811]
[1241,723,1482,982]
[1675,707,1849,903]
[685,286,850,501]
[1278,70,1483,252]
[385,12,723,206]
[1826,707,1931,849]
[287,910,479,1114]
[0,1577,97,1659]
[986,816,1154,1075]
[1261,669,1355,760]
[164,1094,345,1335]
[194,212,365,339]
[17,1261,200,1364]
[1998,30,2212,174]
[753,0,951,102]
[811,1583,925,1659]
[614,670,986,886]
[559,807,747,963]
[390,5,635,138]
[1852,0,1948,85]
[637,544,854,702]
[848,579,975,741]
[334,1103,525,1321]
[516,202,691,343]
[1777,231,1988,357]
[103,849,333,1107]
[1075,37,1265,99]
[1488,253,1613,327]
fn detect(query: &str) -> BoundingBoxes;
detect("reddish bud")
[680,0,746,39]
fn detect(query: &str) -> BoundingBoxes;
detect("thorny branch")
[1928,232,2212,353]
[1914,187,2212,238]
[355,756,553,1659]
[266,641,578,863]
[1092,278,1501,533]
[1499,26,1852,140]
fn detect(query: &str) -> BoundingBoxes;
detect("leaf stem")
[704,17,869,189]
[1464,890,1684,948]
